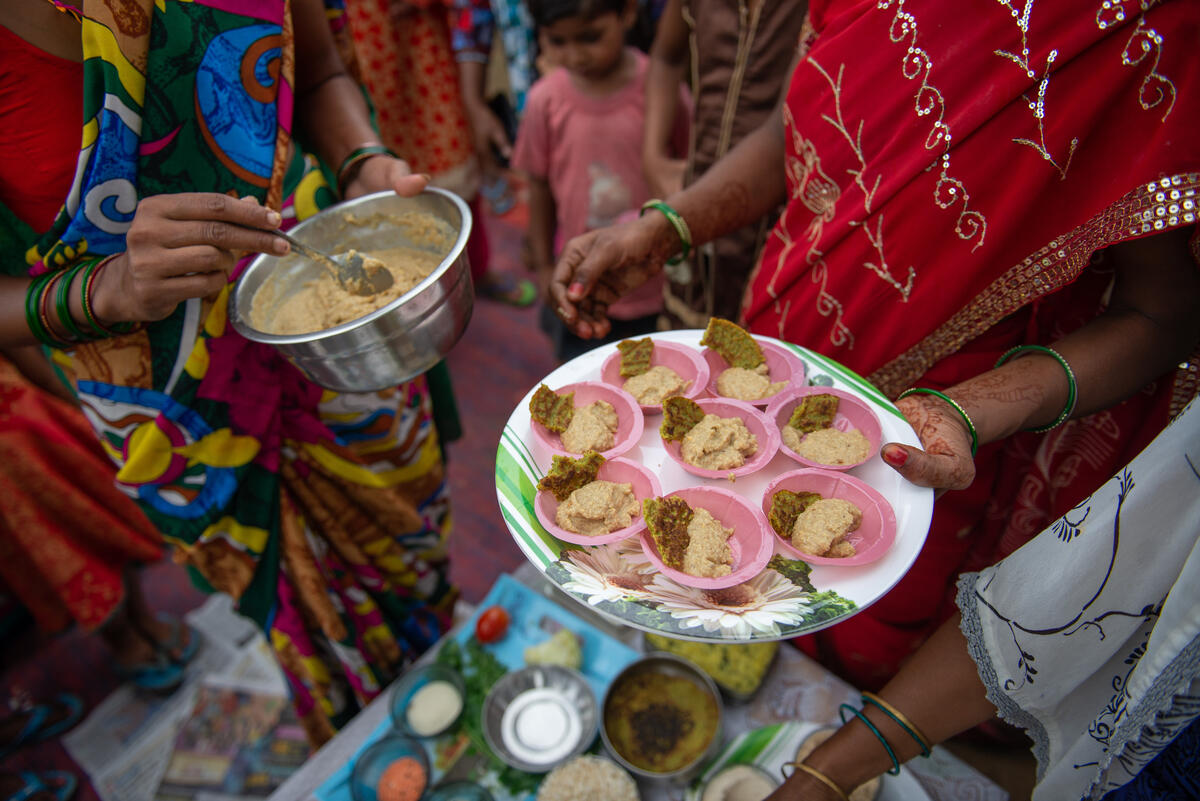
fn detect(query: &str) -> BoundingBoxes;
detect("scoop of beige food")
[272,229,394,296]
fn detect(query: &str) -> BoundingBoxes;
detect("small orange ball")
[376,756,427,801]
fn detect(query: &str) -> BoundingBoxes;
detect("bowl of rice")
[536,755,640,801]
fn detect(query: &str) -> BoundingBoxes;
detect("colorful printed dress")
[0,0,455,745]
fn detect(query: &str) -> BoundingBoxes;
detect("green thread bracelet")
[862,692,931,757]
[336,143,397,196]
[995,344,1078,433]
[896,387,979,457]
[54,262,91,342]
[639,199,692,262]
[840,703,901,775]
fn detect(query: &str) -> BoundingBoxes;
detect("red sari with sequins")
[741,0,1200,689]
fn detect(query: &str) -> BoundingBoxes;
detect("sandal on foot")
[0,695,83,758]
[6,771,77,801]
[478,273,537,307]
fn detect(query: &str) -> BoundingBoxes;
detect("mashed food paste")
[716,365,786,402]
[561,401,619,453]
[555,480,638,536]
[785,426,870,465]
[682,508,733,578]
[791,498,862,557]
[623,365,692,405]
[680,414,757,471]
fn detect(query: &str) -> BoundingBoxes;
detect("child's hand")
[465,101,512,175]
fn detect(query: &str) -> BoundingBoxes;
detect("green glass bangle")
[34,271,75,349]
[896,387,979,457]
[24,272,58,347]
[336,144,397,196]
[840,703,901,776]
[639,199,692,262]
[78,258,109,337]
[995,344,1077,433]
[79,255,136,336]
[862,692,931,757]
[55,262,91,342]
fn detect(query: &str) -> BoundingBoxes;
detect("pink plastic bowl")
[534,457,662,546]
[599,341,710,415]
[766,386,882,471]
[640,486,774,589]
[661,398,779,480]
[529,381,645,460]
[761,468,897,566]
[702,338,805,408]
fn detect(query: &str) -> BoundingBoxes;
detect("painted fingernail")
[568,283,585,297]
[883,446,908,467]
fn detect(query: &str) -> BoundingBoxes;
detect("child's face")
[540,9,630,83]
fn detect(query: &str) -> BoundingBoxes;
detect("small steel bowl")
[229,188,473,392]
[482,665,598,773]
[601,653,724,785]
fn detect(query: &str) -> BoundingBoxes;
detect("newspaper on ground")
[155,674,299,801]
[63,594,290,801]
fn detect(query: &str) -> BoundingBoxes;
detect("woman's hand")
[548,213,675,339]
[91,193,286,324]
[882,393,976,493]
[342,155,429,200]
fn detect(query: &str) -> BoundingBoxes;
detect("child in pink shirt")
[513,0,690,361]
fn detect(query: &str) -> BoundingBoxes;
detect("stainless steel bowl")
[481,665,598,773]
[600,653,724,785]
[229,188,472,392]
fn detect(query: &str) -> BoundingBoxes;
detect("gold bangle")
[862,691,933,756]
[782,762,849,801]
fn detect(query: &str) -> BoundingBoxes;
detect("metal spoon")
[273,230,394,297]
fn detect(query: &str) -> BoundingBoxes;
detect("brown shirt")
[662,0,808,328]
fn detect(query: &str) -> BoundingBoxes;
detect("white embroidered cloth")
[959,399,1200,801]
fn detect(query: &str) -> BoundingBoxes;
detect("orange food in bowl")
[376,756,428,801]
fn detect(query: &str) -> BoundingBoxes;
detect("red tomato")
[475,606,510,643]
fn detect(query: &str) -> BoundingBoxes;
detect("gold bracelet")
[782,762,849,801]
[862,691,933,756]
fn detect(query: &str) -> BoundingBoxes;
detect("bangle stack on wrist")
[995,344,1078,432]
[336,143,397,197]
[24,256,136,349]
[639,198,692,266]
